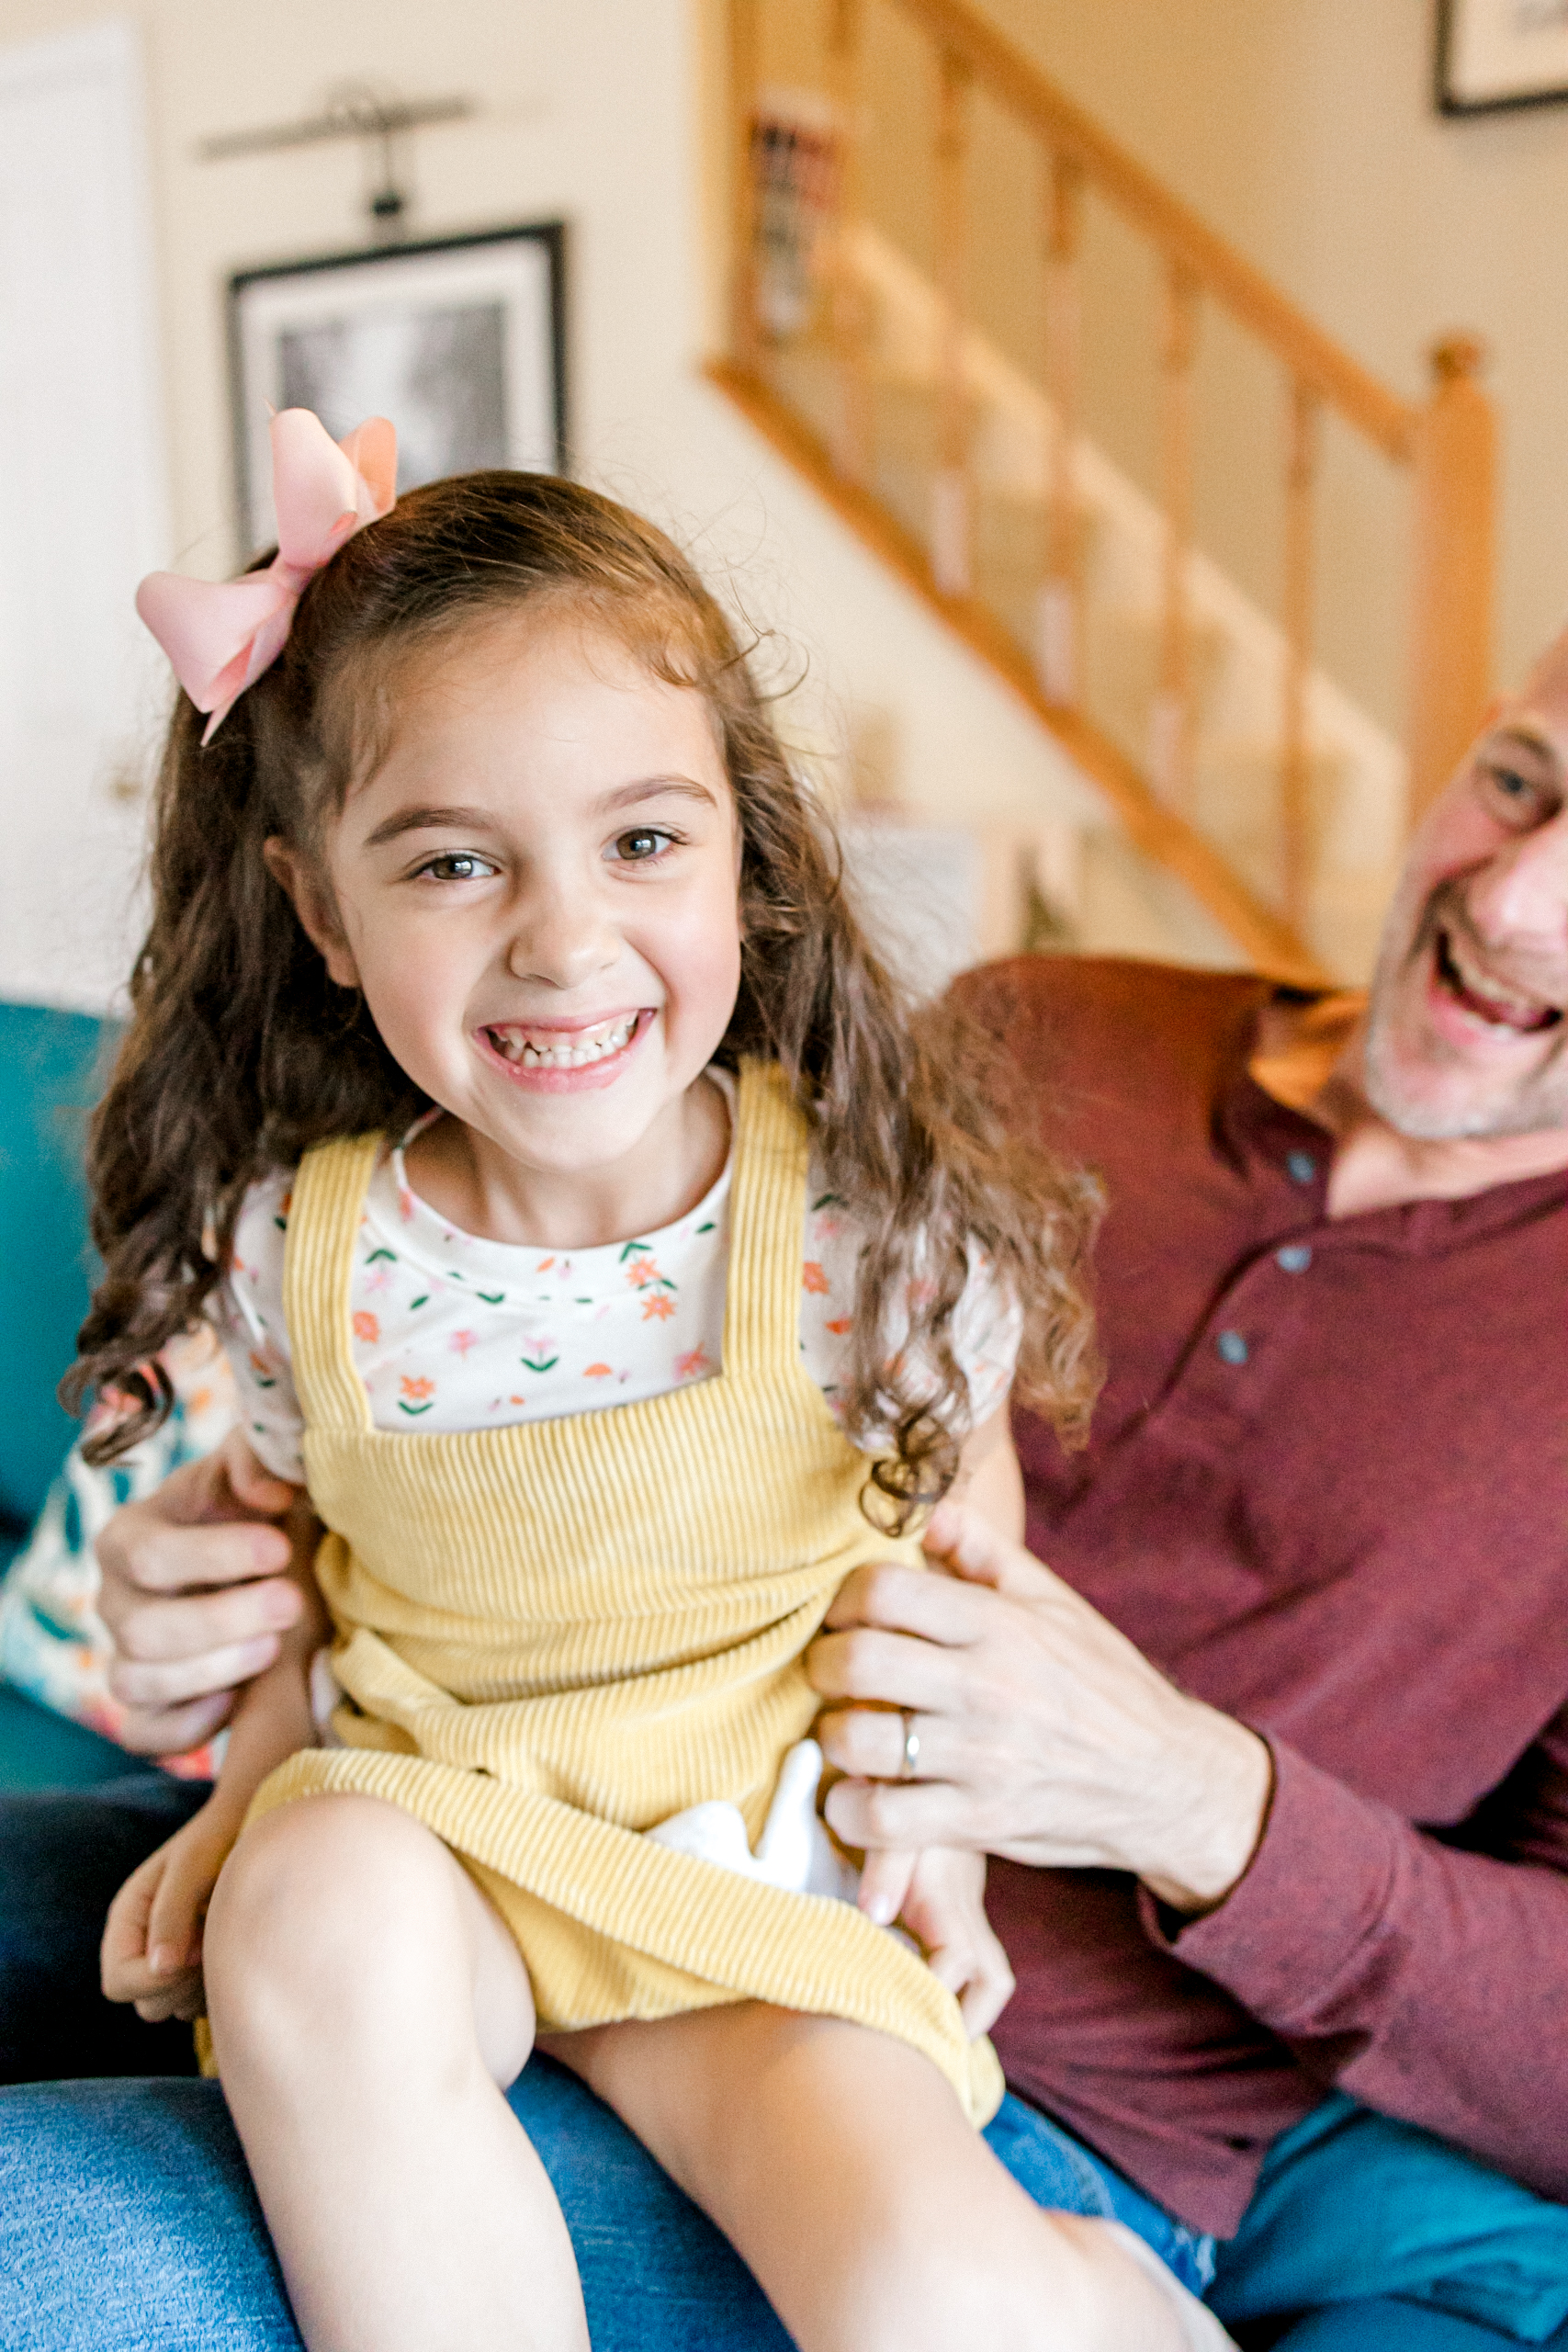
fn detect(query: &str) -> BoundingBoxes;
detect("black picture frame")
[229,220,568,555]
[1437,0,1568,116]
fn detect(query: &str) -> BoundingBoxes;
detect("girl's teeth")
[494,1015,637,1069]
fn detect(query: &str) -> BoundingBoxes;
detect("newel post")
[1407,334,1496,823]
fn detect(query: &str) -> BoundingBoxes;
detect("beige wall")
[967,0,1568,716]
[0,0,1132,1002]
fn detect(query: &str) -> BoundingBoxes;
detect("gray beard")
[1362,987,1568,1141]
[1360,875,1568,1142]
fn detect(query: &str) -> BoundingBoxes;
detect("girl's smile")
[267,607,743,1249]
[476,1006,652,1090]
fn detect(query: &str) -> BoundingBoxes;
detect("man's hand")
[96,1430,314,1756]
[810,1500,1273,1916]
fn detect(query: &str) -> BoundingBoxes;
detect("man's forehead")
[1514,626,1568,739]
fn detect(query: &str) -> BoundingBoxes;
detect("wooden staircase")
[709,0,1498,985]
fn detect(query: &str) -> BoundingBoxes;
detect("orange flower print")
[626,1258,662,1289]
[352,1310,380,1344]
[803,1261,829,1295]
[398,1374,436,1417]
[536,1256,555,1272]
[825,1317,852,1336]
[675,1345,714,1380]
[247,1349,278,1391]
[584,1363,614,1379]
[398,1185,415,1224]
[641,1292,676,1322]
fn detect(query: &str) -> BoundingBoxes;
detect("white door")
[0,18,168,1012]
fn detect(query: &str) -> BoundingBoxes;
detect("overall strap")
[280,1133,382,1434]
[721,1061,810,1381]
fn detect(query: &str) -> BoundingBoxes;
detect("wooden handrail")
[893,0,1419,460]
[705,357,1329,985]
[721,0,1496,978]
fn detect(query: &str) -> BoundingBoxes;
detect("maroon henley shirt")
[966,956,1568,2237]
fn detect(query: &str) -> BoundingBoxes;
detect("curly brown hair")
[68,471,1101,1517]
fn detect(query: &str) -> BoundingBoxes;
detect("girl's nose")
[504,879,620,991]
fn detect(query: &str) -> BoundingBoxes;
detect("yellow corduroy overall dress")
[245,1060,1003,2125]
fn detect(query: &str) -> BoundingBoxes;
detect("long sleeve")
[1151,1724,1568,2201]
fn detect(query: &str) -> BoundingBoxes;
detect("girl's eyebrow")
[363,778,717,850]
[593,776,718,815]
[363,804,496,848]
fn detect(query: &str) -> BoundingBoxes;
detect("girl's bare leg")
[547,2004,1194,2352]
[204,1793,588,2352]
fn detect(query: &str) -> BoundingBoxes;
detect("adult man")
[3,639,1566,2349]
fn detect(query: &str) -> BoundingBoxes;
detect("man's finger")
[816,1702,956,1785]
[113,1693,236,1758]
[921,1500,1066,1605]
[820,1560,989,1645]
[97,1508,295,1607]
[110,1569,300,1665]
[807,1625,967,1714]
[822,1774,978,1853]
[108,1632,285,1708]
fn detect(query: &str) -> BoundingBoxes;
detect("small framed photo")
[1437,0,1568,115]
[230,222,567,556]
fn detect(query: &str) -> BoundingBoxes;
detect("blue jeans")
[6,2067,1568,2352]
[4,1775,1568,2348]
[0,2068,1209,2352]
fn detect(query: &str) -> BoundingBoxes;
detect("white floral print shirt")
[217,1070,1021,1485]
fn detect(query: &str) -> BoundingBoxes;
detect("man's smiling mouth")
[1434,929,1562,1035]
[482,1012,645,1069]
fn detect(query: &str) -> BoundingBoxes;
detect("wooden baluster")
[1280,379,1320,935]
[931,47,973,596]
[1037,149,1084,707]
[1408,334,1496,823]
[728,0,761,377]
[828,0,872,482]
[1151,263,1200,809]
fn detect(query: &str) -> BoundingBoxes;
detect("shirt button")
[1215,1329,1249,1365]
[1276,1244,1313,1272]
[1285,1150,1317,1185]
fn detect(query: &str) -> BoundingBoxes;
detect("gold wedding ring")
[899,1709,920,1780]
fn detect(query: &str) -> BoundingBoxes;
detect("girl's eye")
[610,828,676,865]
[418,853,496,883]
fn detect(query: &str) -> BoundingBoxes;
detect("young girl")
[75,411,1228,2352]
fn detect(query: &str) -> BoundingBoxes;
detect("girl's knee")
[205,1794,459,2027]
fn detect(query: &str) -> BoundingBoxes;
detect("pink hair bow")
[136,408,398,743]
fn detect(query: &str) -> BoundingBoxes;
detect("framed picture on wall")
[1437,0,1568,114]
[230,221,567,556]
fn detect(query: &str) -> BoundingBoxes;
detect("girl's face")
[278,607,743,1204]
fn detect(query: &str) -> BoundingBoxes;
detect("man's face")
[1363,639,1568,1141]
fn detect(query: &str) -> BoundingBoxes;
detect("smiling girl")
[71,413,1225,2352]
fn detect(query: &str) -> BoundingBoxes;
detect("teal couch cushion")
[0,1001,107,1532]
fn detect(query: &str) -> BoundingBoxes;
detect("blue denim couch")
[0,999,133,1790]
